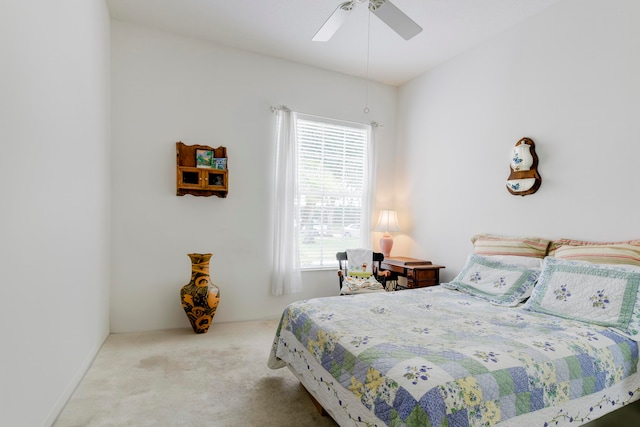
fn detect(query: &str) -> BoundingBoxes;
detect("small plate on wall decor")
[506,137,541,196]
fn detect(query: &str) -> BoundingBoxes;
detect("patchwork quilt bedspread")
[268,287,640,426]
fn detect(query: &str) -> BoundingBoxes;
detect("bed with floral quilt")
[268,236,640,426]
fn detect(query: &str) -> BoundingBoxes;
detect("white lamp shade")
[374,210,400,233]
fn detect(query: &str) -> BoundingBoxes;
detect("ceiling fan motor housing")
[368,0,386,12]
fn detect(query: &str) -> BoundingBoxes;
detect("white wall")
[110,20,397,332]
[0,1,111,426]
[395,0,640,281]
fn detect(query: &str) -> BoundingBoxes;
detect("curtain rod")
[270,105,290,113]
[270,105,382,128]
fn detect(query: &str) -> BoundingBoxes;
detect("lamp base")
[379,233,393,257]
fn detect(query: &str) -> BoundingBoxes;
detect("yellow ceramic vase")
[180,253,220,334]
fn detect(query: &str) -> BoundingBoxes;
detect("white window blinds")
[295,115,370,268]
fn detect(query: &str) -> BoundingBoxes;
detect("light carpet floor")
[54,319,337,427]
[54,319,640,426]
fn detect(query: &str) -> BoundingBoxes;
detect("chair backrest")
[336,251,384,290]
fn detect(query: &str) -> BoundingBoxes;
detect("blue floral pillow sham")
[442,254,540,306]
[524,257,640,330]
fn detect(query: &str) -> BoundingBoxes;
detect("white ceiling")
[106,0,562,87]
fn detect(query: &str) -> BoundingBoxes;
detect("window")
[295,114,372,269]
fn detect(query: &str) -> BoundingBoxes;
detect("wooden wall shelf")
[176,142,228,198]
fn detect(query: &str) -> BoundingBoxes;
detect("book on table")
[384,257,431,266]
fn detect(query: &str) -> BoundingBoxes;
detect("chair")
[336,251,391,292]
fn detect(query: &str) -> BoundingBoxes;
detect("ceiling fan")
[313,0,422,42]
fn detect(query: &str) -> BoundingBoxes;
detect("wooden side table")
[380,257,445,290]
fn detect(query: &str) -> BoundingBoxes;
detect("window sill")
[301,266,337,272]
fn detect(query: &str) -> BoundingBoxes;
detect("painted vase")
[180,253,220,334]
[511,143,534,171]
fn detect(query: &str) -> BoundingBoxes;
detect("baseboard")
[42,332,109,427]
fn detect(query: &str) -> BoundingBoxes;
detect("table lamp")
[374,210,400,257]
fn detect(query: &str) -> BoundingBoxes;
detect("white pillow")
[530,258,640,340]
[442,254,540,306]
[524,257,640,330]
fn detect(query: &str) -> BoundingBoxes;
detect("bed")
[268,235,640,426]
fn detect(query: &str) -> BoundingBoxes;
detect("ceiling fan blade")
[369,0,422,40]
[312,1,354,42]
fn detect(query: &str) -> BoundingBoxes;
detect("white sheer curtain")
[360,123,378,249]
[270,107,302,295]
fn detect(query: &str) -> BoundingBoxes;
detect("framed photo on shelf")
[196,149,213,168]
[212,158,227,170]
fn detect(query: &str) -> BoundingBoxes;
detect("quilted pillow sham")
[471,234,551,259]
[548,239,640,267]
[442,254,540,306]
[524,257,640,330]
[484,254,543,268]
